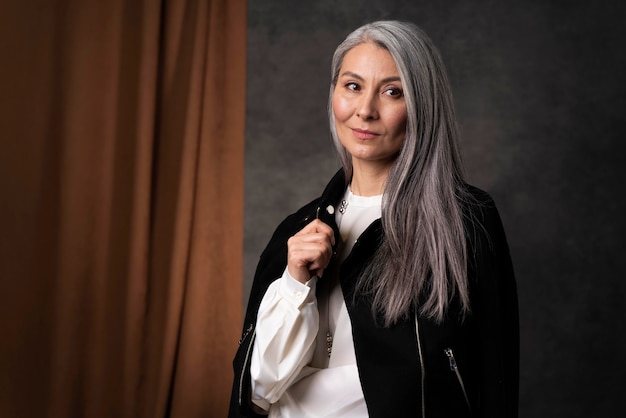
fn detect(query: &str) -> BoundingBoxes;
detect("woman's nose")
[356,93,379,120]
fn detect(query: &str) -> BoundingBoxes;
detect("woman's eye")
[384,87,403,97]
[345,82,360,91]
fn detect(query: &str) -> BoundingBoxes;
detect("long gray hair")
[328,21,471,325]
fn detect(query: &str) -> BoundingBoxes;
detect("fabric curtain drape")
[0,0,246,417]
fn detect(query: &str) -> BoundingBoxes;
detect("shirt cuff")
[278,268,318,308]
[251,397,271,413]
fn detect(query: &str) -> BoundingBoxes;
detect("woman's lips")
[351,128,379,140]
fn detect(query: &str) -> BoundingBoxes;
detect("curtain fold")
[0,1,246,417]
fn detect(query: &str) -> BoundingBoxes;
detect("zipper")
[414,315,426,418]
[239,323,254,345]
[238,326,256,406]
[444,348,471,411]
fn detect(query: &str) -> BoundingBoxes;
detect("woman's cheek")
[332,94,351,121]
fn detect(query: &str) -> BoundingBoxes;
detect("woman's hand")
[287,219,335,284]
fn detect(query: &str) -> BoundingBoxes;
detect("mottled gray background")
[243,1,626,416]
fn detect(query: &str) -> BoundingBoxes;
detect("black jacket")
[229,169,518,417]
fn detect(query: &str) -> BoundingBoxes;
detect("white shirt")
[251,188,382,417]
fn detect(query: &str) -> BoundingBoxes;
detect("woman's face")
[332,42,407,169]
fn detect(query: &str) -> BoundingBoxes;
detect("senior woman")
[229,21,518,417]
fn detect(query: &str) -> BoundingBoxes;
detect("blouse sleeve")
[250,268,319,411]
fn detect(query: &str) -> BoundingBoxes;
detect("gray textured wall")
[244,1,626,416]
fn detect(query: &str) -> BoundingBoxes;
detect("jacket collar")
[314,168,348,225]
[296,169,348,258]
[320,168,348,207]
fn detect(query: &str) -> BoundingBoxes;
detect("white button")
[326,205,334,215]
[295,291,303,299]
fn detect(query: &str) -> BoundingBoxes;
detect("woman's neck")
[350,162,390,196]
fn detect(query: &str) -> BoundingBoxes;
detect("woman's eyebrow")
[339,71,364,81]
[339,71,401,84]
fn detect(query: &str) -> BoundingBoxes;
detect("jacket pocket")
[444,347,471,412]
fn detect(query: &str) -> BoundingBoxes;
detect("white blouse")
[251,188,382,417]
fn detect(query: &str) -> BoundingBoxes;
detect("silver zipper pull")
[238,323,254,345]
[444,347,471,410]
[444,348,457,371]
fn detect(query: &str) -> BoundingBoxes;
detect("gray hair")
[328,21,471,324]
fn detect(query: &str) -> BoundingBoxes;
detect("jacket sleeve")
[229,206,317,418]
[228,231,291,416]
[471,195,519,417]
[250,271,319,411]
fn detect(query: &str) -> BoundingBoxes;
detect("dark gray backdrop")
[243,1,626,416]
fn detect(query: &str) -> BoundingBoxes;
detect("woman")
[230,21,518,417]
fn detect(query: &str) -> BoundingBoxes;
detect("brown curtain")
[0,0,246,417]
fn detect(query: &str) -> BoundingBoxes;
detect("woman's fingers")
[287,219,335,283]
[288,239,333,269]
[294,219,335,245]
